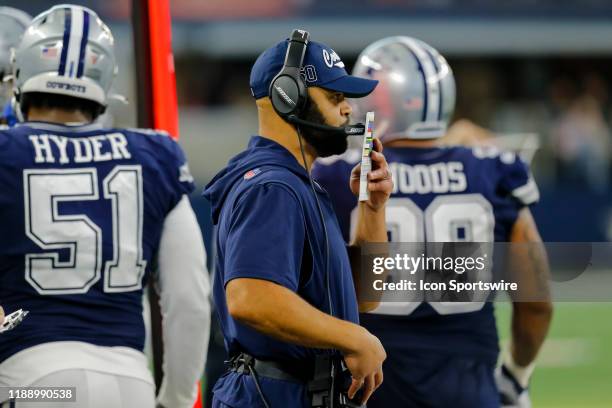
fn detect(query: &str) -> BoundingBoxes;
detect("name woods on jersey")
[390,161,467,195]
[29,132,131,164]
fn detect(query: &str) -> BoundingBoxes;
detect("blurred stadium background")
[4,0,612,406]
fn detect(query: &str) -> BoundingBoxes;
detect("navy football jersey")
[0,121,194,363]
[312,145,539,363]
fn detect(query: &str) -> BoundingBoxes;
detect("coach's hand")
[350,137,393,211]
[343,327,386,405]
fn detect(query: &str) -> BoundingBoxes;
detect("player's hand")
[495,365,532,408]
[0,306,4,326]
[350,138,393,211]
[343,327,386,405]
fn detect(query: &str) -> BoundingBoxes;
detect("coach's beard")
[299,98,349,158]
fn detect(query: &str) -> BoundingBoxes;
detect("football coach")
[204,30,393,408]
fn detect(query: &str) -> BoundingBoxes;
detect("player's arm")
[155,195,211,408]
[348,138,392,312]
[508,207,553,367]
[497,207,553,405]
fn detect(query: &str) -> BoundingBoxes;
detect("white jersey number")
[24,166,147,295]
[352,194,494,316]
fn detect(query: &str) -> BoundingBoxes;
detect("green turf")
[495,302,612,408]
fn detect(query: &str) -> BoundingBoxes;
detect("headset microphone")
[286,115,365,136]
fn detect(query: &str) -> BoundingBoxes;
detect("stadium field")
[496,302,612,408]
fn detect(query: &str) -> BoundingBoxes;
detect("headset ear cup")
[270,73,302,118]
[269,31,309,121]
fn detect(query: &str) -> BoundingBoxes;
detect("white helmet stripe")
[57,7,71,76]
[398,37,440,123]
[76,11,90,78]
[65,6,85,78]
[395,40,428,122]
[423,47,443,120]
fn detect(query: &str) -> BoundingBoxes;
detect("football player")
[313,37,553,408]
[0,5,210,408]
[0,6,31,126]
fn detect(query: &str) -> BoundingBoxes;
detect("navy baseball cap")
[250,39,378,99]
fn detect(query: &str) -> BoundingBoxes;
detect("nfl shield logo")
[244,168,261,180]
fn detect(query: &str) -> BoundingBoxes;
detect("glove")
[0,309,29,334]
[495,347,534,408]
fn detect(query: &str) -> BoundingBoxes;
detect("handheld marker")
[358,112,375,202]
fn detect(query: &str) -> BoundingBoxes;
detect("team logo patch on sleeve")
[243,168,261,180]
[179,163,194,183]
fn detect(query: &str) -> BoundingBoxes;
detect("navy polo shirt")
[203,136,359,407]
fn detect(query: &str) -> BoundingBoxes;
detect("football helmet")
[352,36,456,141]
[0,7,31,107]
[12,4,117,112]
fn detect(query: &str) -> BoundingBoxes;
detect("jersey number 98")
[352,194,494,316]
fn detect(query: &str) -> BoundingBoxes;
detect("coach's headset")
[268,29,365,137]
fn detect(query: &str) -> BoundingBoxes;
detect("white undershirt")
[155,195,211,408]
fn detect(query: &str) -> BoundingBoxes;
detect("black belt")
[227,352,315,383]
[226,353,363,408]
